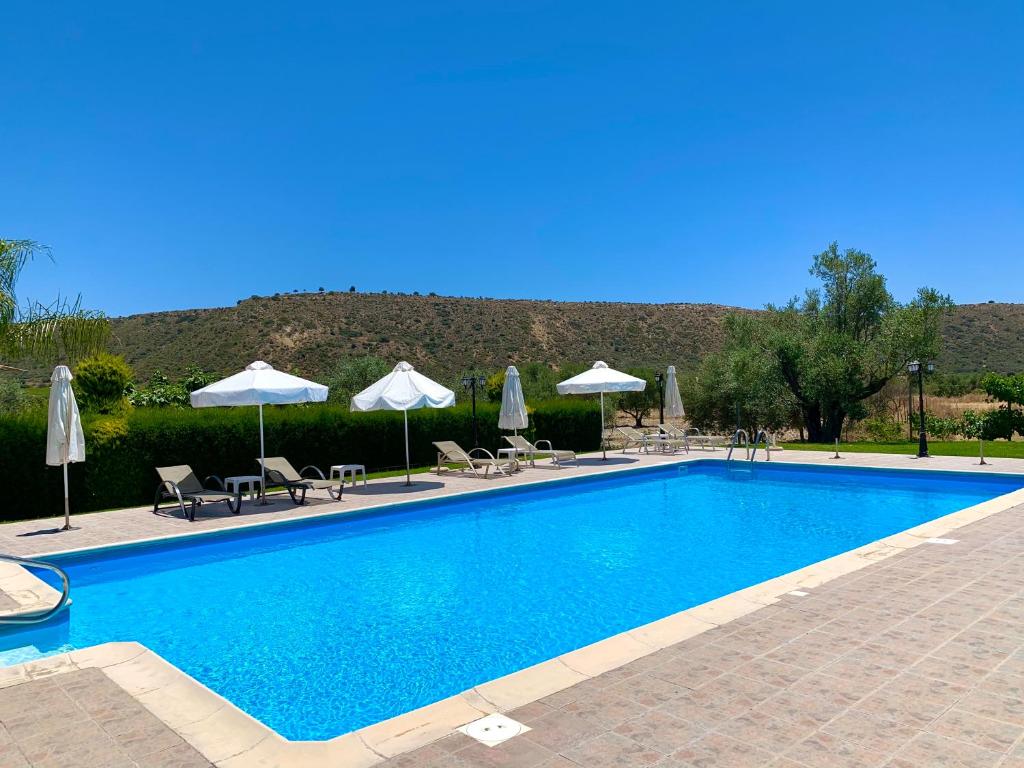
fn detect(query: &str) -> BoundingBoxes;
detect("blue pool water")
[2,461,1021,740]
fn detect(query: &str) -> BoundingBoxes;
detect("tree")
[980,372,1024,440]
[323,355,392,406]
[618,368,659,427]
[685,315,800,436]
[0,239,109,367]
[733,243,951,441]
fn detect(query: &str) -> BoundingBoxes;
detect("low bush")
[0,400,600,521]
[75,353,133,414]
[861,415,905,442]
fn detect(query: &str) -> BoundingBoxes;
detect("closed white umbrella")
[190,361,328,503]
[556,361,646,460]
[46,365,85,531]
[498,365,528,433]
[350,361,455,485]
[664,365,685,418]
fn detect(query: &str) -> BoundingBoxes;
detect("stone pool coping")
[3,451,1024,766]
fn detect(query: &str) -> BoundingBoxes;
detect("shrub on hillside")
[128,366,217,408]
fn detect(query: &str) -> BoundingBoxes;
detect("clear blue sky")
[2,1,1021,317]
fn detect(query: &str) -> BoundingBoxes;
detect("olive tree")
[710,244,951,442]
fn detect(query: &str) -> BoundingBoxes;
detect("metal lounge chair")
[154,465,241,522]
[656,424,692,454]
[433,441,513,478]
[616,426,665,453]
[503,434,577,467]
[680,426,730,451]
[258,457,344,504]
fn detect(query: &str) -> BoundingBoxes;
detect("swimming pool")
[2,460,1021,740]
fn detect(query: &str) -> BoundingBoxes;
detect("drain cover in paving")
[459,713,530,747]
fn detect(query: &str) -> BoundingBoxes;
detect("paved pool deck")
[2,448,1024,767]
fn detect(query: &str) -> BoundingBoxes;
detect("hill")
[102,294,1024,383]
[106,292,747,382]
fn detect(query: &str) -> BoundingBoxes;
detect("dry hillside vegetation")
[102,294,1024,381]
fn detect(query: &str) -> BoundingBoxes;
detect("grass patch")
[783,440,1024,459]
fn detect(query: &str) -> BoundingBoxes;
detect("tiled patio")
[0,667,211,768]
[375,499,1024,767]
[2,450,1024,767]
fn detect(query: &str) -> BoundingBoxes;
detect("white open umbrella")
[190,361,328,503]
[664,365,685,418]
[557,361,646,459]
[498,365,528,434]
[46,365,85,531]
[350,361,455,485]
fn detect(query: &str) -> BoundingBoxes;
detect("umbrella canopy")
[664,365,685,418]
[350,361,455,484]
[498,365,528,432]
[190,361,327,407]
[190,362,328,502]
[46,365,85,531]
[557,361,646,459]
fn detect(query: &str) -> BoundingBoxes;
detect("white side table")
[330,464,367,486]
[496,448,521,472]
[224,475,263,501]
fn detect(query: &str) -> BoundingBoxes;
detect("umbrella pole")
[601,391,607,460]
[258,403,268,505]
[61,459,70,531]
[404,408,411,486]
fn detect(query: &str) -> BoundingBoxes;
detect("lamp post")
[461,374,487,448]
[907,360,935,458]
[908,372,914,440]
[654,372,665,425]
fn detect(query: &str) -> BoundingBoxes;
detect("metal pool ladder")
[750,430,772,462]
[0,554,71,625]
[726,429,749,460]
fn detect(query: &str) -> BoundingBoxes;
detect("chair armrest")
[158,480,185,503]
[204,475,226,491]
[300,465,326,479]
[535,440,553,451]
[468,447,498,460]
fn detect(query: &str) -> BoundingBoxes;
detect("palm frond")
[4,296,110,363]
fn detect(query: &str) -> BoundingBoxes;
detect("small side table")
[225,475,263,501]
[330,464,367,486]
[496,448,521,472]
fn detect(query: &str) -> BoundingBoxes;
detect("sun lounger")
[258,457,344,504]
[154,465,241,522]
[616,426,667,453]
[682,427,730,450]
[503,434,577,467]
[433,441,513,478]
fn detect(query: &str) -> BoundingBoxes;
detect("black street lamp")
[654,372,665,425]
[907,360,935,458]
[461,374,487,448]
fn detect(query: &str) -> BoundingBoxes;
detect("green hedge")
[0,399,600,521]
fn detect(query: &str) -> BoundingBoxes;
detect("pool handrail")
[726,429,750,461]
[750,430,772,462]
[0,554,71,625]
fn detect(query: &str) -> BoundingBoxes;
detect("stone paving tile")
[561,732,663,767]
[0,669,210,768]
[886,731,1004,767]
[612,708,708,755]
[927,707,1023,753]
